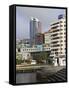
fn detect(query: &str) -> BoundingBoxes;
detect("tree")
[16,59,22,64]
[47,58,54,65]
[31,51,54,65]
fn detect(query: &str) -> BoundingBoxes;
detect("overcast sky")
[16,6,65,40]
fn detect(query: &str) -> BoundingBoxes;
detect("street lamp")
[55,52,60,66]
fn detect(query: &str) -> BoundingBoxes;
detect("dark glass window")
[51,22,59,26]
[18,48,20,52]
[51,26,58,29]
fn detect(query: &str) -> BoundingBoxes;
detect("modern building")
[44,31,51,47]
[35,33,44,45]
[30,17,42,46]
[50,14,66,66]
[16,43,51,61]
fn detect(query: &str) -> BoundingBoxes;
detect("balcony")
[51,38,60,42]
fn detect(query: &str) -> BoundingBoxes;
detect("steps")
[36,68,67,82]
[46,68,67,82]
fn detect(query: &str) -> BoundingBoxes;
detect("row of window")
[51,41,58,44]
[51,47,66,51]
[51,39,66,42]
[51,44,60,47]
[51,24,66,29]
[51,37,60,40]
[51,32,66,36]
[51,34,58,37]
[22,48,40,51]
[17,48,50,52]
[51,22,59,26]
[51,21,66,26]
[60,40,66,42]
[51,26,58,29]
[51,51,66,55]
[51,44,63,46]
[17,48,39,52]
[51,29,60,33]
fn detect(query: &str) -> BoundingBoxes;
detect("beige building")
[44,31,51,47]
[50,15,66,66]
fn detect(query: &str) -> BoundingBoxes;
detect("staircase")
[36,67,67,82]
[47,68,67,82]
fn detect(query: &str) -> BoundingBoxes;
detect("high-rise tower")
[30,17,42,46]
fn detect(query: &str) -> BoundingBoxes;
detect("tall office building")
[50,14,66,66]
[30,17,42,46]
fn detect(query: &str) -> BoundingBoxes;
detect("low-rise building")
[16,43,51,62]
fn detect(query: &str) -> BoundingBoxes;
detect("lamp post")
[55,52,60,66]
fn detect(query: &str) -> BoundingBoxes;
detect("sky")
[16,6,66,40]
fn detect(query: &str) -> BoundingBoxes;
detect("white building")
[16,44,51,61]
[50,14,66,66]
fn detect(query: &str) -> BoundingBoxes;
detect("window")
[60,52,63,54]
[60,48,63,50]
[51,34,58,37]
[64,32,66,34]
[64,21,66,23]
[60,36,63,38]
[51,26,58,29]
[60,33,63,35]
[18,48,20,52]
[60,25,63,27]
[52,44,60,47]
[55,52,58,55]
[51,41,58,44]
[65,48,66,50]
[60,21,63,23]
[52,37,60,40]
[64,25,66,27]
[52,29,59,32]
[60,40,63,42]
[60,44,63,46]
[51,22,59,26]
[52,49,58,51]
[27,54,29,56]
[64,40,66,42]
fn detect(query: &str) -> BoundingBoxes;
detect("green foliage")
[46,58,54,65]
[16,53,22,60]
[16,59,24,64]
[31,51,53,65]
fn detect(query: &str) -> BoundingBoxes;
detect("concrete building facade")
[35,33,44,45]
[16,43,51,61]
[44,31,51,48]
[50,14,66,66]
